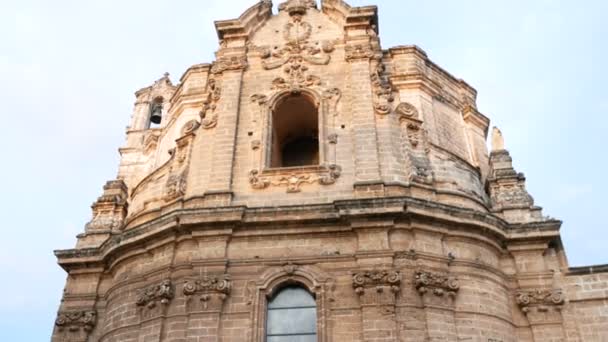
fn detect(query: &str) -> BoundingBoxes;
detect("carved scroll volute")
[414,270,460,307]
[515,289,565,315]
[352,270,401,307]
[370,62,395,115]
[183,275,232,312]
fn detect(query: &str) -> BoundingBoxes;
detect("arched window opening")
[148,97,164,128]
[271,95,319,168]
[266,286,317,342]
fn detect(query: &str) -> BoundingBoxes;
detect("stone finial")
[491,126,505,152]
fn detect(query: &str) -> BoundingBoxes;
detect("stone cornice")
[55,196,561,273]
[567,264,608,275]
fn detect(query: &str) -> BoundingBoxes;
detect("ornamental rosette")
[414,270,460,298]
[352,269,401,295]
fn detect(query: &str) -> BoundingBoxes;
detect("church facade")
[52,1,608,341]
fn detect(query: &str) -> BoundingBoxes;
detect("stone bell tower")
[53,1,608,341]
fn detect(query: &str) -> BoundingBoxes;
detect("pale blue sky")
[1,0,606,340]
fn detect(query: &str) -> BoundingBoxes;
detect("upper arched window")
[266,286,317,341]
[271,95,319,168]
[148,96,164,128]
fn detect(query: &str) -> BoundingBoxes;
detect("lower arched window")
[266,286,317,341]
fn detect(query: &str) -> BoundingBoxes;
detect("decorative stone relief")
[278,0,316,14]
[397,102,433,185]
[322,87,341,116]
[164,128,195,202]
[143,130,161,155]
[85,180,128,231]
[352,270,401,296]
[327,133,338,144]
[183,275,232,311]
[249,164,342,193]
[55,310,96,332]
[211,55,247,74]
[516,289,564,314]
[370,62,395,115]
[200,78,222,129]
[487,149,535,211]
[396,102,419,118]
[414,270,460,298]
[136,279,174,309]
[260,2,333,72]
[345,44,375,62]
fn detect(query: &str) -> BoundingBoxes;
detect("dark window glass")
[266,287,317,342]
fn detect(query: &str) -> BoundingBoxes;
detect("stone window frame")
[260,89,330,172]
[248,265,333,342]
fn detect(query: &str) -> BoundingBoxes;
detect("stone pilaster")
[515,288,566,341]
[352,270,401,341]
[182,275,232,342]
[205,53,247,205]
[52,309,97,342]
[414,270,460,341]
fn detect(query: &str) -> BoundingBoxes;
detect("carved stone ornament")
[249,165,342,193]
[136,279,174,309]
[55,310,97,332]
[516,289,565,314]
[181,120,201,136]
[85,180,128,231]
[370,62,395,115]
[271,59,321,94]
[183,275,232,309]
[278,0,316,15]
[327,133,338,144]
[492,183,533,207]
[345,44,375,62]
[414,270,460,298]
[143,131,161,154]
[211,55,247,74]
[164,134,194,202]
[260,4,333,72]
[322,87,342,116]
[200,78,222,129]
[352,270,401,296]
[396,102,419,118]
